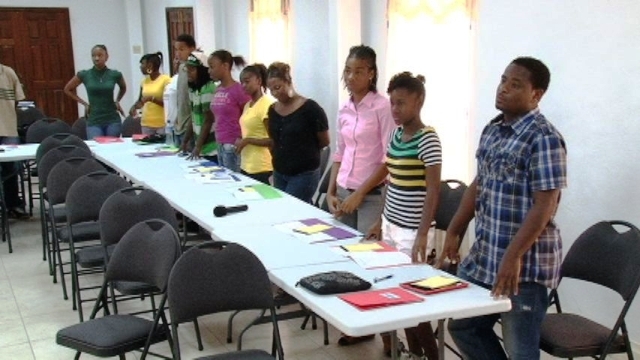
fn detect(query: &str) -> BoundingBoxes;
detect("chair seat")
[56,314,168,357]
[196,349,274,360]
[46,204,67,223]
[114,280,158,295]
[76,245,114,269]
[57,222,100,243]
[540,313,627,358]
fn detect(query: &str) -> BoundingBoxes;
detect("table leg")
[390,330,399,360]
[438,319,445,359]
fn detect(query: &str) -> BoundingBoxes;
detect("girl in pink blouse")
[326,45,396,354]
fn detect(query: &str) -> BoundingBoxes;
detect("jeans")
[273,168,320,204]
[87,122,122,139]
[217,143,240,172]
[0,136,23,209]
[448,271,549,360]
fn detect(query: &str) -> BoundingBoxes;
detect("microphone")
[213,204,248,217]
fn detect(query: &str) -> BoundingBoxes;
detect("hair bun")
[416,74,426,83]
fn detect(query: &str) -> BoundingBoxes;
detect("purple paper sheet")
[299,218,357,239]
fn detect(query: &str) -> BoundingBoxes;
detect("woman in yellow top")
[130,52,172,135]
[235,63,274,184]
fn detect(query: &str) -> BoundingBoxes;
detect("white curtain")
[386,0,475,181]
[249,0,291,66]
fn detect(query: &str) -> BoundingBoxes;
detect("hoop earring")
[146,68,152,74]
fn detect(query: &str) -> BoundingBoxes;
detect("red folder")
[94,136,123,144]
[339,287,424,310]
[400,279,469,296]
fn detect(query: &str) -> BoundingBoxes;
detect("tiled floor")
[0,211,623,359]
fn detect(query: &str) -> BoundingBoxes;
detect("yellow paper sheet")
[412,276,459,289]
[294,224,332,235]
[341,243,384,252]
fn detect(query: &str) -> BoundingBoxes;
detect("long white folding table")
[90,141,335,233]
[0,143,39,162]
[87,140,512,359]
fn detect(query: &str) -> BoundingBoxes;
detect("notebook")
[339,287,424,310]
[400,276,469,295]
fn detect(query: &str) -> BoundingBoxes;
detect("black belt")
[346,184,384,195]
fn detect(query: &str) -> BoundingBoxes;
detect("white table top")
[91,142,335,233]
[269,261,512,336]
[0,143,38,161]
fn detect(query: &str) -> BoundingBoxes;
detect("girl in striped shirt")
[371,72,442,359]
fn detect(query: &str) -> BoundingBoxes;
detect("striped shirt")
[460,109,567,289]
[0,64,26,137]
[189,81,217,155]
[382,126,442,229]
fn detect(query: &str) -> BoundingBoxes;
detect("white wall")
[475,0,640,347]
[9,0,142,112]
[289,0,336,131]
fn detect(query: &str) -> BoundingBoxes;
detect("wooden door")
[166,7,194,75]
[0,8,76,123]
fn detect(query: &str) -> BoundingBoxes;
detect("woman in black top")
[266,62,330,203]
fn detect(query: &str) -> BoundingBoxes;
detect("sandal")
[337,334,375,346]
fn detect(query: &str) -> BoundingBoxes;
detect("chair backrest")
[17,107,45,143]
[319,145,331,175]
[168,242,273,325]
[121,116,142,138]
[46,157,105,206]
[106,219,181,291]
[99,187,178,246]
[25,118,72,143]
[65,172,131,225]
[313,165,332,211]
[433,179,467,231]
[561,221,640,301]
[71,117,88,140]
[36,133,89,164]
[38,145,93,189]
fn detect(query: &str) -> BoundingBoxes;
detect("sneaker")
[8,207,29,220]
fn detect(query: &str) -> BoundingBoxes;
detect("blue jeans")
[273,168,320,203]
[87,122,122,139]
[217,143,240,172]
[0,136,23,208]
[448,271,548,360]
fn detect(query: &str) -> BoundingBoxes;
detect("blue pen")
[230,174,240,181]
[374,274,394,283]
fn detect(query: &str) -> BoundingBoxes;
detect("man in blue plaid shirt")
[440,57,567,360]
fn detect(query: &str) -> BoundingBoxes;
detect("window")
[386,0,475,181]
[249,0,290,65]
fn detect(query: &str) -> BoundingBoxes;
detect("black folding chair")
[540,220,640,359]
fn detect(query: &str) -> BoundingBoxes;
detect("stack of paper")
[180,161,240,184]
[231,184,283,201]
[273,218,359,244]
[348,251,412,269]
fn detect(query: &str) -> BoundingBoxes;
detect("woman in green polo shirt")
[64,44,127,139]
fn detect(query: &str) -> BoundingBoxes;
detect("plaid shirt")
[460,109,567,289]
